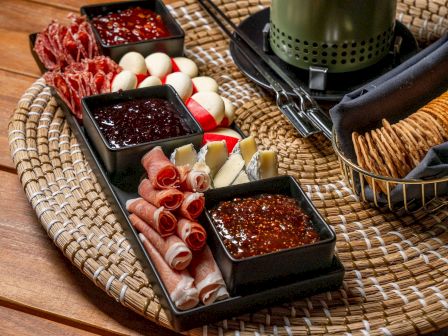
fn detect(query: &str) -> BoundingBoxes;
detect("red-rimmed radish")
[145,52,172,78]
[192,76,219,93]
[119,51,147,75]
[172,57,199,78]
[186,92,224,131]
[165,72,193,101]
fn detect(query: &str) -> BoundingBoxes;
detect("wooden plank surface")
[0,0,183,334]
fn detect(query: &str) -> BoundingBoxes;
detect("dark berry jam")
[210,194,320,259]
[91,6,170,46]
[92,97,192,148]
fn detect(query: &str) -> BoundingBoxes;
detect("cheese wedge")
[213,154,245,188]
[247,150,279,180]
[231,170,250,185]
[232,136,257,166]
[197,141,228,178]
[170,144,197,167]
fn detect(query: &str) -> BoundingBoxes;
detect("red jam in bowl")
[91,7,170,46]
[210,194,320,259]
[92,97,193,148]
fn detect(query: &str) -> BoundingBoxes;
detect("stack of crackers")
[352,91,448,193]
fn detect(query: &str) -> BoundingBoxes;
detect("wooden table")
[0,1,181,335]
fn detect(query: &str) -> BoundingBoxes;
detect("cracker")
[371,128,399,178]
[377,126,409,178]
[392,122,421,166]
[410,112,444,145]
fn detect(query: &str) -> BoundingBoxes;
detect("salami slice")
[139,234,199,310]
[141,146,180,189]
[130,214,192,270]
[126,198,177,237]
[138,178,184,211]
[188,245,229,305]
[176,218,207,251]
[178,192,205,220]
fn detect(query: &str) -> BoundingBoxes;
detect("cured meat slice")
[141,146,180,189]
[34,15,99,71]
[139,233,199,310]
[138,178,184,211]
[130,214,192,270]
[176,218,207,251]
[178,192,205,220]
[180,168,211,192]
[44,56,120,118]
[126,198,177,237]
[189,245,229,305]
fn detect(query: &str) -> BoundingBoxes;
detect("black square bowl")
[81,0,185,62]
[202,175,337,296]
[81,85,203,180]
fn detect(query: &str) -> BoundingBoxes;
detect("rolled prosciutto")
[189,245,229,305]
[139,233,199,310]
[177,218,207,251]
[178,192,205,220]
[142,146,180,189]
[180,167,211,192]
[130,214,192,270]
[126,198,177,237]
[138,178,184,210]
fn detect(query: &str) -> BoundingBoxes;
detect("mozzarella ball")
[138,76,162,88]
[111,70,137,92]
[192,76,219,93]
[219,97,235,126]
[145,52,172,78]
[204,127,243,152]
[173,57,199,78]
[165,72,193,101]
[119,51,147,75]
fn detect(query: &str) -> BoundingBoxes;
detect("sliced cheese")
[213,154,245,188]
[197,141,228,178]
[170,144,197,167]
[247,150,279,180]
[231,170,250,185]
[232,136,257,166]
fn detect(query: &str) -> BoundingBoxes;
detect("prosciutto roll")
[180,168,211,193]
[189,245,229,305]
[138,178,184,210]
[130,214,192,270]
[126,198,177,237]
[139,233,199,310]
[178,192,205,220]
[142,146,180,189]
[177,218,207,251]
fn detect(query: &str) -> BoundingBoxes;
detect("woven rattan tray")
[8,0,448,334]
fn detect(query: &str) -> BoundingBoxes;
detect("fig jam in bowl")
[81,0,184,61]
[82,85,203,179]
[201,175,337,295]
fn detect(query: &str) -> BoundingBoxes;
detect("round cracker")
[371,128,400,178]
[377,126,409,178]
[392,122,421,166]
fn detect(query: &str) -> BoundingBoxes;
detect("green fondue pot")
[269,0,397,73]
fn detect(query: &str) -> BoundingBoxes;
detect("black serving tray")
[202,176,337,296]
[53,90,345,331]
[29,33,48,74]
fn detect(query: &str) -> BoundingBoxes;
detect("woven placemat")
[8,0,448,335]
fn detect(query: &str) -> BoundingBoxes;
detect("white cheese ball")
[220,96,235,126]
[145,52,172,78]
[192,76,219,93]
[190,91,225,125]
[111,70,137,92]
[138,76,162,88]
[165,72,193,101]
[173,57,199,78]
[119,51,147,75]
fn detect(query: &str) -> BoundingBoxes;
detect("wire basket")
[332,132,448,212]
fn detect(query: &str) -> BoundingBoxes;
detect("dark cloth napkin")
[330,34,448,205]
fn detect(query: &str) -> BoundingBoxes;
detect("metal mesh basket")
[332,133,448,212]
